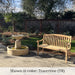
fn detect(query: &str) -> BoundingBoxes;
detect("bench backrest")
[43,34,71,48]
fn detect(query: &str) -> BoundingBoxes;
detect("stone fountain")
[7,34,29,55]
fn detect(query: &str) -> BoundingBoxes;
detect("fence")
[0,19,75,35]
[24,19,75,35]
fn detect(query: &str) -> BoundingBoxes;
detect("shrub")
[63,31,70,35]
[22,37,41,50]
[8,26,13,32]
[42,23,54,33]
[64,25,75,36]
[29,25,36,33]
[0,34,2,41]
[2,35,11,45]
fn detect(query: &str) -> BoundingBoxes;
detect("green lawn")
[22,37,75,52]
[71,40,75,52]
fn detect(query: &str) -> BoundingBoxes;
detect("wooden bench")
[37,34,72,63]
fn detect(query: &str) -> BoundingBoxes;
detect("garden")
[0,33,75,53]
[0,0,75,67]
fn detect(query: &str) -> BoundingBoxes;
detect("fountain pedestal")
[7,34,29,56]
[15,40,21,49]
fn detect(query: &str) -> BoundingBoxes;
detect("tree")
[62,11,75,19]
[22,0,36,16]
[21,0,74,19]
[0,0,14,13]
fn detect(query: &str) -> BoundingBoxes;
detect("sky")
[13,0,75,12]
[12,0,23,12]
[0,0,75,13]
[66,0,73,8]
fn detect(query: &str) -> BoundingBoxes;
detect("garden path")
[0,44,75,67]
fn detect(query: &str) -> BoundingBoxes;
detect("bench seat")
[39,44,70,52]
[38,44,48,48]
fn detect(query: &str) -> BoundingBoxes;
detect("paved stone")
[0,44,75,67]
[0,43,7,51]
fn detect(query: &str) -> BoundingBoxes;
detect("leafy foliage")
[22,37,42,49]
[21,0,72,19]
[1,35,11,45]
[0,0,14,13]
[62,11,75,19]
[4,14,12,22]
[22,0,36,16]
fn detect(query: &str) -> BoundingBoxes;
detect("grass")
[22,36,75,52]
[71,40,75,52]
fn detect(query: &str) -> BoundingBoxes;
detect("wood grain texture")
[37,34,72,63]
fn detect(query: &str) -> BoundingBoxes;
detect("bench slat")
[43,34,71,48]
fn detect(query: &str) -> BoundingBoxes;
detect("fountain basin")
[12,34,24,40]
[7,45,29,56]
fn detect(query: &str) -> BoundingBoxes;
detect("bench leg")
[42,48,44,53]
[68,56,71,59]
[37,47,39,55]
[68,51,71,59]
[65,51,68,63]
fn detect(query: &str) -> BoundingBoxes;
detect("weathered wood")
[37,34,72,63]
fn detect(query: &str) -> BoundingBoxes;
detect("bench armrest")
[66,42,71,49]
[37,39,43,43]
[37,39,43,46]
